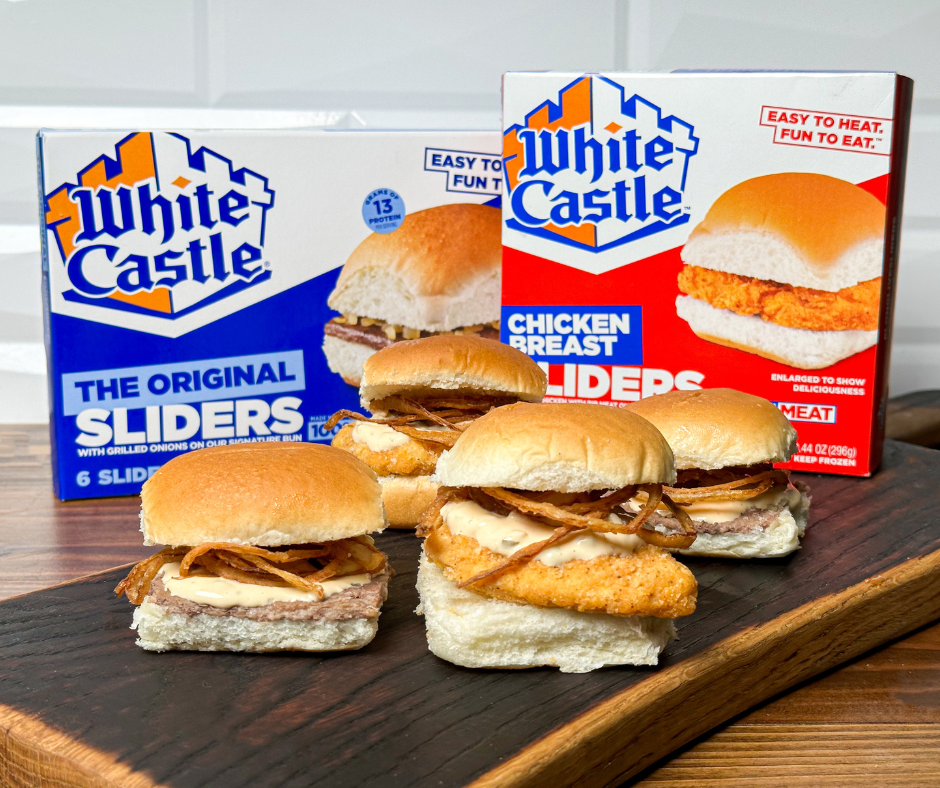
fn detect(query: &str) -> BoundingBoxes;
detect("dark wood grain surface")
[886,389,940,449]
[2,439,940,787]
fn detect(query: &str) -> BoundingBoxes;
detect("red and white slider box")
[500,71,913,476]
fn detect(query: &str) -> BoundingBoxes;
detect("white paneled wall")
[0,0,936,422]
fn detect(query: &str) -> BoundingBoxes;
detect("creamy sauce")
[630,486,802,523]
[352,422,411,452]
[440,500,643,567]
[158,562,370,609]
[352,420,452,452]
[415,422,452,432]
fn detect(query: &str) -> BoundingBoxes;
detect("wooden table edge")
[469,547,940,788]
[0,565,159,788]
[0,563,138,605]
[0,703,165,788]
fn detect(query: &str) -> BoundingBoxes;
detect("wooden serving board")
[2,439,940,788]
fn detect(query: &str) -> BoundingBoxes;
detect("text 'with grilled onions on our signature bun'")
[676,172,885,370]
[326,333,547,528]
[323,203,502,386]
[627,388,810,559]
[416,402,698,673]
[115,442,390,653]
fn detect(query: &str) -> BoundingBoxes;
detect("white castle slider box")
[39,130,501,499]
[500,71,912,477]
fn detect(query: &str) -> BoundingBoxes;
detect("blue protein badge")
[362,188,405,234]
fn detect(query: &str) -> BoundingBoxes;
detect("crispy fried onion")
[324,394,514,449]
[417,484,696,588]
[114,537,386,606]
[663,469,790,503]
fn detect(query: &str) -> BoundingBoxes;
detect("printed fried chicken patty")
[678,265,881,331]
[424,524,697,618]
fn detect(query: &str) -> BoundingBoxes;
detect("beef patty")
[646,481,810,536]
[147,569,390,622]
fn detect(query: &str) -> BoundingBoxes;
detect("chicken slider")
[627,388,810,558]
[676,172,885,369]
[115,442,390,652]
[416,402,698,673]
[326,333,546,528]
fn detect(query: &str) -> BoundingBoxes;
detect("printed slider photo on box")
[323,203,503,387]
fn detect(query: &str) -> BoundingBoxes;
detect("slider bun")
[676,295,877,369]
[322,334,377,387]
[141,442,387,547]
[378,475,439,529]
[666,507,805,560]
[328,203,501,332]
[417,553,676,672]
[133,602,377,652]
[627,387,797,470]
[360,334,547,409]
[682,173,885,291]
[436,402,676,491]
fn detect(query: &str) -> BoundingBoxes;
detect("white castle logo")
[504,75,699,255]
[44,132,275,322]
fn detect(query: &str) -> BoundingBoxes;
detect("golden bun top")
[687,172,884,270]
[331,202,499,295]
[626,388,797,470]
[360,334,547,409]
[436,402,676,492]
[140,442,387,547]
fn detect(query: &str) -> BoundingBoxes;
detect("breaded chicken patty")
[424,524,697,618]
[332,423,444,477]
[678,265,880,332]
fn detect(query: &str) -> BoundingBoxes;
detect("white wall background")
[0,0,936,421]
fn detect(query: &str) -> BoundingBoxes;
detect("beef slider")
[627,388,809,559]
[328,334,547,529]
[115,442,390,652]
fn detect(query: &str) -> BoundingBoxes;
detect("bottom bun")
[322,334,377,386]
[379,474,439,529]
[671,508,804,560]
[416,552,676,673]
[676,296,878,369]
[132,599,378,652]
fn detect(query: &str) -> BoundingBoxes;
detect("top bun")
[360,334,547,410]
[682,173,885,291]
[328,203,501,331]
[141,442,387,547]
[436,402,675,492]
[627,388,797,470]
